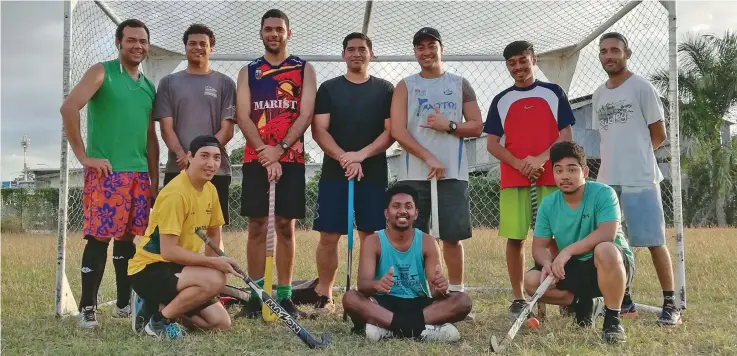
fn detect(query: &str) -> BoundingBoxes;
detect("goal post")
[55,0,686,317]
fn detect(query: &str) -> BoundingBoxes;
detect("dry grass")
[2,228,737,355]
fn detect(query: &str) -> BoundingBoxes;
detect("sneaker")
[112,304,130,318]
[77,306,100,329]
[144,317,187,340]
[656,304,682,327]
[420,323,461,342]
[236,296,262,319]
[131,293,152,333]
[574,297,604,328]
[602,324,627,344]
[620,301,638,318]
[303,294,335,319]
[365,323,394,341]
[279,297,301,319]
[464,310,476,322]
[507,299,529,320]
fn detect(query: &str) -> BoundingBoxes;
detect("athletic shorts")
[82,169,151,239]
[531,244,634,299]
[373,294,435,316]
[129,262,219,317]
[313,179,386,234]
[165,173,231,225]
[240,162,305,219]
[399,179,472,242]
[611,184,666,247]
[499,186,558,240]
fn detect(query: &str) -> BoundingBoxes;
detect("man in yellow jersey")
[128,135,242,339]
[60,18,159,329]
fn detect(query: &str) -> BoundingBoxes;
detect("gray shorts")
[399,179,472,242]
[611,184,667,247]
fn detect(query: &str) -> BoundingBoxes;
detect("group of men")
[60,8,681,344]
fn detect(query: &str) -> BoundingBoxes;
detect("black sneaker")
[574,297,604,328]
[77,305,99,329]
[144,317,187,339]
[279,297,301,319]
[620,300,638,318]
[656,304,682,327]
[236,296,263,319]
[602,323,627,344]
[507,299,529,320]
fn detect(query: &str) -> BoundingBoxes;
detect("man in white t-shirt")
[591,32,681,327]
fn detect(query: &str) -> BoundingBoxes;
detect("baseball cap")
[189,135,221,155]
[413,27,442,46]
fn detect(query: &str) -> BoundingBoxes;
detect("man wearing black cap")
[389,27,483,314]
[127,135,242,339]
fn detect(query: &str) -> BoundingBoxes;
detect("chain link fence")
[56,0,685,237]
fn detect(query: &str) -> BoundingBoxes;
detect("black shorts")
[129,262,218,317]
[164,173,231,225]
[240,162,305,219]
[373,294,435,315]
[312,179,387,234]
[531,245,634,299]
[399,179,472,242]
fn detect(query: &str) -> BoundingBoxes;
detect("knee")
[318,233,340,248]
[342,290,361,311]
[205,270,227,295]
[524,271,541,296]
[442,240,461,249]
[594,242,622,267]
[214,315,232,330]
[451,292,472,316]
[248,218,267,240]
[276,219,295,240]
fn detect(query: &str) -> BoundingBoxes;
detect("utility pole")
[21,135,30,181]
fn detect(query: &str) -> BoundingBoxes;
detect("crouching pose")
[128,135,242,339]
[343,184,472,342]
[524,141,634,344]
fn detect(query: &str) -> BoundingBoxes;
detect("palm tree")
[651,30,737,227]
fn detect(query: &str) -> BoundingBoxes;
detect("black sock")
[79,237,108,310]
[389,309,425,339]
[663,291,675,307]
[112,240,135,308]
[623,287,633,305]
[604,307,621,329]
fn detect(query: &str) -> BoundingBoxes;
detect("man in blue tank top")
[342,184,472,342]
[524,141,632,344]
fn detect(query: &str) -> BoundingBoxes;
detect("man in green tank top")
[342,184,472,342]
[60,19,159,330]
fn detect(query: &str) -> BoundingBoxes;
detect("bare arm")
[205,225,223,258]
[146,117,159,191]
[160,233,217,267]
[649,120,667,150]
[357,233,381,295]
[60,63,105,162]
[535,125,573,161]
[390,80,435,161]
[455,100,483,138]
[216,120,235,147]
[487,135,523,169]
[281,63,317,148]
[532,237,555,267]
[560,221,618,257]
[422,233,447,298]
[235,66,265,149]
[311,113,346,161]
[159,117,185,157]
[359,119,395,158]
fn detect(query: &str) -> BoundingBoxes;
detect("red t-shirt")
[483,80,576,189]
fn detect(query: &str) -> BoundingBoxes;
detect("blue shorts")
[312,179,386,234]
[611,184,667,247]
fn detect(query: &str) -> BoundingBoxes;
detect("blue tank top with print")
[374,228,431,299]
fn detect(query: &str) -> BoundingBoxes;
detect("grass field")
[2,228,737,355]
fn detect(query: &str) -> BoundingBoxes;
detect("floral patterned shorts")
[82,169,151,239]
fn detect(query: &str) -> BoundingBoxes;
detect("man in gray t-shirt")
[593,32,681,327]
[152,24,236,224]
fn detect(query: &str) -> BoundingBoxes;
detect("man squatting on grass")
[343,184,472,342]
[307,32,395,317]
[593,32,681,326]
[524,141,634,344]
[128,135,241,339]
[60,18,159,329]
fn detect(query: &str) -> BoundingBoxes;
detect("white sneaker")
[592,297,605,321]
[365,323,394,341]
[112,304,131,318]
[77,306,100,329]
[420,323,461,342]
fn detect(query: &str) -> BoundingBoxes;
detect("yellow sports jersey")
[128,171,225,275]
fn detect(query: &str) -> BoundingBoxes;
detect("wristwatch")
[278,141,289,152]
[447,121,457,134]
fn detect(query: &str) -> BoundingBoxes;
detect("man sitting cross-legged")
[342,184,472,342]
[524,141,634,344]
[128,135,242,339]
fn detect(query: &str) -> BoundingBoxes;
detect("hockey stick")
[195,228,331,349]
[263,182,277,322]
[529,178,547,322]
[431,177,442,269]
[490,274,554,353]
[343,178,355,322]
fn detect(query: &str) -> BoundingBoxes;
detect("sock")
[248,277,265,296]
[276,285,292,302]
[79,237,109,310]
[448,284,465,293]
[389,309,426,339]
[663,290,675,307]
[623,287,633,306]
[603,307,621,329]
[112,240,135,309]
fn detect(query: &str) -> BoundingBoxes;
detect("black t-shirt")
[315,75,394,184]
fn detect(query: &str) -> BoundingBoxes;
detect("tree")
[651,30,737,227]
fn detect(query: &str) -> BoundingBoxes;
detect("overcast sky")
[2,1,737,181]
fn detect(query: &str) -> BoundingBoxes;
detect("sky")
[2,0,737,181]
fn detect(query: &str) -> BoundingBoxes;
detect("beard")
[263,40,284,55]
